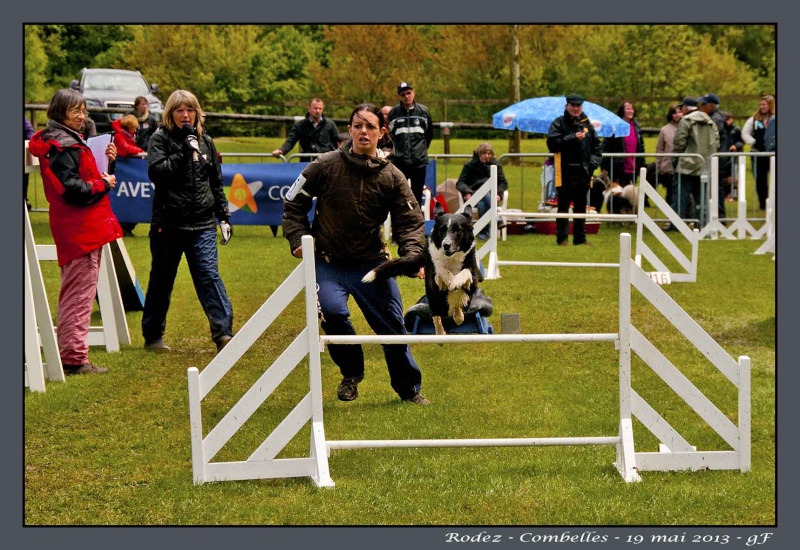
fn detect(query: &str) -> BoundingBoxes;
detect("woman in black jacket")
[142,89,234,353]
[455,142,509,239]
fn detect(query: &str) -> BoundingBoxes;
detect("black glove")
[220,221,232,245]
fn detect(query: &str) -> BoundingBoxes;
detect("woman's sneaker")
[64,362,109,375]
[337,374,364,401]
[403,393,431,406]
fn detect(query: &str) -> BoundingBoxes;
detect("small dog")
[602,177,639,216]
[362,203,481,335]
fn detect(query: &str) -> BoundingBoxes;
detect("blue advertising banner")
[109,157,437,226]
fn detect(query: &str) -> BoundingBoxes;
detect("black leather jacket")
[147,126,230,231]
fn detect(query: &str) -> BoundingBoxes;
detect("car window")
[84,72,150,94]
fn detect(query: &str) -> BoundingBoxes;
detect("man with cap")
[546,94,603,246]
[698,93,728,218]
[680,96,698,116]
[387,82,434,206]
[671,95,720,223]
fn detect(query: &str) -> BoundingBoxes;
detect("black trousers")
[556,181,589,244]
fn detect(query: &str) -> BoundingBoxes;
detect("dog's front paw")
[453,308,465,325]
[433,316,447,336]
[435,269,453,290]
[449,269,473,291]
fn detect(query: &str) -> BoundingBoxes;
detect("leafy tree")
[24,26,49,105]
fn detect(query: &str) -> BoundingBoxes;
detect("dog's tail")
[362,252,425,282]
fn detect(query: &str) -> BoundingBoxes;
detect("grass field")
[24,138,775,526]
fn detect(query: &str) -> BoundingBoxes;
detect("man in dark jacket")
[387,82,434,206]
[546,94,602,246]
[272,98,340,159]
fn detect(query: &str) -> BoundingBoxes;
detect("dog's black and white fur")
[362,203,481,335]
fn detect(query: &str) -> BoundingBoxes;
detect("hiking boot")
[574,240,593,246]
[64,362,109,375]
[337,374,364,401]
[403,393,431,406]
[144,339,171,353]
[216,335,232,352]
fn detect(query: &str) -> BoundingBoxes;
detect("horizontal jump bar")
[327,436,621,450]
[500,212,637,221]
[498,261,621,268]
[321,333,618,345]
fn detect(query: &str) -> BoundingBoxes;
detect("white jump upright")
[754,156,776,257]
[188,235,333,487]
[24,206,64,391]
[634,167,700,283]
[485,166,699,283]
[188,233,751,487]
[24,206,130,391]
[457,164,501,279]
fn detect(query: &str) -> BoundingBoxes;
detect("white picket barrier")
[24,207,131,391]
[187,233,750,487]
[472,166,699,283]
[701,153,775,241]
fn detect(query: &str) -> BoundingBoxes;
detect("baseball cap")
[681,96,698,109]
[565,94,585,106]
[697,93,720,105]
[397,82,413,94]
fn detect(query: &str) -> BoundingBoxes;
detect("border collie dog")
[362,203,481,335]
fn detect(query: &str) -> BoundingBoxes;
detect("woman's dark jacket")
[282,147,425,267]
[146,126,230,231]
[546,109,603,184]
[600,119,645,179]
[455,152,509,198]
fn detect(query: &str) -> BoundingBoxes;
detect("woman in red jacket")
[28,88,123,375]
[112,114,145,157]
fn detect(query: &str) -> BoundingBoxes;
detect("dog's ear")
[434,201,446,219]
[461,204,473,221]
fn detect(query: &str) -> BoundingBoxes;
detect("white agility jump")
[24,206,131,392]
[187,233,750,487]
[463,165,700,282]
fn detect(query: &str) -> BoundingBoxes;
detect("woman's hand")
[291,246,303,258]
[101,172,117,189]
[105,142,117,163]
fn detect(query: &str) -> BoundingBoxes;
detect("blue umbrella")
[493,96,630,138]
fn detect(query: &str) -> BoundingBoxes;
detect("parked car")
[70,68,162,133]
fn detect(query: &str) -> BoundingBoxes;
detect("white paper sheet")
[87,133,112,174]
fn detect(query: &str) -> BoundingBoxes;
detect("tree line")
[25,24,775,132]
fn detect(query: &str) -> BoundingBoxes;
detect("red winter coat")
[28,120,123,266]
[112,119,145,157]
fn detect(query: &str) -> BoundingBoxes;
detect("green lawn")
[24,138,774,526]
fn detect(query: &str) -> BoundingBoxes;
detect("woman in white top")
[741,94,776,210]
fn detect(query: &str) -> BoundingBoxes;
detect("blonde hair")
[753,94,776,123]
[162,89,205,135]
[120,114,140,133]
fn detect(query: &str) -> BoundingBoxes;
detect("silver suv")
[70,68,162,133]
